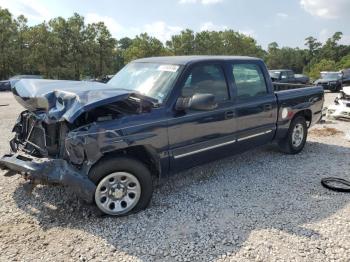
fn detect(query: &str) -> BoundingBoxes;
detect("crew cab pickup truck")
[0,56,324,216]
[269,69,309,84]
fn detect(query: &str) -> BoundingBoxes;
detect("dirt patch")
[309,127,344,137]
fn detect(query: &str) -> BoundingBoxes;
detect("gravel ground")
[1,91,350,261]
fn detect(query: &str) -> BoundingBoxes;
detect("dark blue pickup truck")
[0,56,324,216]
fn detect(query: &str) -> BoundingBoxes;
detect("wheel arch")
[89,145,162,180]
[293,109,312,127]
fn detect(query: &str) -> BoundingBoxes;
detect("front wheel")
[89,157,153,216]
[278,116,308,154]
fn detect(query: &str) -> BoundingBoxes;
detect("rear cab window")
[230,63,268,100]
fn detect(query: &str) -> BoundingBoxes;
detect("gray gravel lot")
[1,91,350,261]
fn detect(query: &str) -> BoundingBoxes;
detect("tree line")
[1,7,349,81]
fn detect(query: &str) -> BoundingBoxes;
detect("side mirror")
[175,93,218,111]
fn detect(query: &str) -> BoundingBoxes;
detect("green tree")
[13,15,30,74]
[118,37,133,50]
[337,55,350,70]
[85,22,117,78]
[308,59,337,79]
[166,29,265,58]
[124,33,168,63]
[48,17,71,79]
[1,6,350,81]
[166,29,195,55]
[25,23,56,78]
[304,36,321,59]
[0,7,17,79]
[266,43,307,73]
[319,32,343,62]
[66,13,87,80]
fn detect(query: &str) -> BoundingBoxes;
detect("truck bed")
[273,82,312,91]
[275,85,324,126]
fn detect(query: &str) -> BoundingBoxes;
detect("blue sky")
[1,0,349,49]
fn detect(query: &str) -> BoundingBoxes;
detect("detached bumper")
[0,153,96,203]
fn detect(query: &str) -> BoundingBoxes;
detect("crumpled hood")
[12,79,133,123]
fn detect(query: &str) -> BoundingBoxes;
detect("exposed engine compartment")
[10,95,155,162]
[73,96,154,127]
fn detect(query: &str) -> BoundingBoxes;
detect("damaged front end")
[0,79,156,202]
[0,110,96,202]
[326,86,350,120]
[0,152,96,202]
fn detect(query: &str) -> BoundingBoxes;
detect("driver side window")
[281,71,288,79]
[181,64,229,102]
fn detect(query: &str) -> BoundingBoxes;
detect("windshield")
[320,72,341,81]
[108,62,181,103]
[269,71,280,79]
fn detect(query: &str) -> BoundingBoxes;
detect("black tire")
[88,156,153,216]
[278,115,308,154]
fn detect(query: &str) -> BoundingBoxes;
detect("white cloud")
[143,21,183,42]
[85,13,124,36]
[300,0,350,19]
[179,0,223,5]
[340,35,350,45]
[85,15,182,43]
[199,22,256,38]
[276,12,288,18]
[239,29,256,38]
[319,28,329,43]
[200,21,227,31]
[0,0,52,22]
[319,29,350,45]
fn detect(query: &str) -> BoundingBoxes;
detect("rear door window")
[231,63,268,100]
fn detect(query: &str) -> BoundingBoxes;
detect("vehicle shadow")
[12,141,350,261]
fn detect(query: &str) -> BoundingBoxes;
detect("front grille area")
[27,124,46,149]
[16,112,48,156]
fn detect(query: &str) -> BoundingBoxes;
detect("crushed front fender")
[0,153,96,203]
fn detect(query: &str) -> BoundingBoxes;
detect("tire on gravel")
[278,115,308,154]
[88,157,153,216]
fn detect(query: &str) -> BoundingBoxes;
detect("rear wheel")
[89,157,153,216]
[278,116,307,154]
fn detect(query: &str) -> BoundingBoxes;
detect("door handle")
[263,104,273,111]
[225,110,235,119]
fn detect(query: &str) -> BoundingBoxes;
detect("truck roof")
[320,71,340,74]
[269,69,293,72]
[133,55,261,65]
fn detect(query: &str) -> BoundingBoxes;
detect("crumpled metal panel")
[0,153,96,203]
[12,79,133,123]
